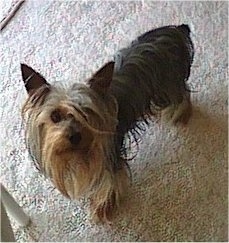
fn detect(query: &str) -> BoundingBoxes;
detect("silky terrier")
[21,24,194,222]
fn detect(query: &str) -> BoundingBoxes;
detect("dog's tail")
[177,24,194,65]
[177,24,195,93]
[177,24,191,35]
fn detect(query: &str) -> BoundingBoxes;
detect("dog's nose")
[69,132,82,145]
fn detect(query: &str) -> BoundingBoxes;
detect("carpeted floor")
[0,1,228,242]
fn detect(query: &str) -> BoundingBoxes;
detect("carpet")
[0,1,228,241]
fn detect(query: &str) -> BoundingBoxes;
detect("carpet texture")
[0,1,228,242]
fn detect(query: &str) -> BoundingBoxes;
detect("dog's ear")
[21,63,50,94]
[88,61,115,94]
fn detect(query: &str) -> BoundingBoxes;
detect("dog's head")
[21,62,118,199]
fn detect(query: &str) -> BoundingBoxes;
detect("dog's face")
[21,63,118,199]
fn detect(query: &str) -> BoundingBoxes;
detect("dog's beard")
[46,147,93,199]
[40,129,124,208]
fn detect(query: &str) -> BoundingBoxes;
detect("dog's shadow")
[112,105,228,241]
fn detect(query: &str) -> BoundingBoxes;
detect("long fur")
[21,24,194,222]
[110,24,194,165]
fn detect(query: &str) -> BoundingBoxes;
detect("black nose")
[69,132,82,145]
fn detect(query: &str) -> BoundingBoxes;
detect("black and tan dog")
[21,24,194,222]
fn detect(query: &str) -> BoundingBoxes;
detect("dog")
[21,24,194,222]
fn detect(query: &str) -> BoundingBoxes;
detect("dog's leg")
[172,92,192,124]
[162,91,192,125]
[90,166,129,223]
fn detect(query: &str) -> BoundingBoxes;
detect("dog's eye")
[50,109,62,123]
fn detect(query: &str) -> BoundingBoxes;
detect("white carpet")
[0,1,228,241]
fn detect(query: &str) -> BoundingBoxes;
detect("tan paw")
[172,99,192,125]
[90,192,116,223]
[162,98,192,125]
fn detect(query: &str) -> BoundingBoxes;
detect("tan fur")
[22,81,128,222]
[90,161,129,222]
[162,93,192,125]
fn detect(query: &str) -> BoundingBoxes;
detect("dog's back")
[110,24,194,156]
[135,24,194,64]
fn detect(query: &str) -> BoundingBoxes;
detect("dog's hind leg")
[162,91,192,125]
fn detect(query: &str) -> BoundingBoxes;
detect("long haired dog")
[21,24,194,222]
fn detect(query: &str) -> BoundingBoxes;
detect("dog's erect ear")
[88,61,115,94]
[21,63,49,94]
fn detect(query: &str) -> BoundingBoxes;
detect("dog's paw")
[162,98,192,125]
[89,167,128,224]
[90,192,116,224]
[172,99,192,125]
